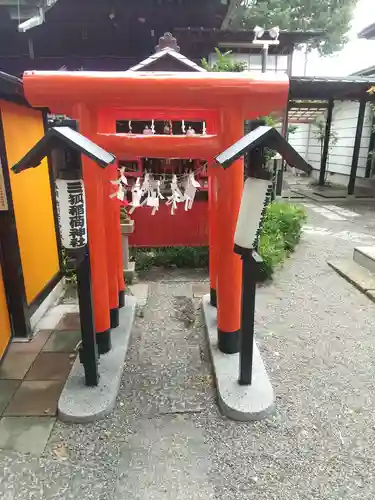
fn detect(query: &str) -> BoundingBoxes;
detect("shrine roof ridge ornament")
[155,32,180,53]
[12,126,115,173]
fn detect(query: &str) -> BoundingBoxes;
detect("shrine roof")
[22,71,289,119]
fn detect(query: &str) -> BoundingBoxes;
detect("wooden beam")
[318,98,334,186]
[365,111,375,178]
[348,100,367,195]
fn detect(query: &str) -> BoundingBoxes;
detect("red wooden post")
[116,172,126,308]
[98,110,126,309]
[208,165,218,307]
[73,104,111,353]
[216,108,244,354]
[105,164,120,327]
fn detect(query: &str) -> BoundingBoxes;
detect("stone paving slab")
[55,312,81,331]
[42,330,82,353]
[35,304,79,331]
[328,258,375,300]
[353,245,375,273]
[0,417,55,456]
[25,353,75,381]
[115,416,214,500]
[0,380,20,415]
[58,296,136,423]
[3,380,65,416]
[0,352,38,380]
[8,330,52,353]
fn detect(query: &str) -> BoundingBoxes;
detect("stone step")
[328,258,375,302]
[353,246,375,274]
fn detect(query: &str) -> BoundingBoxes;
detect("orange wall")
[0,101,59,304]
[0,264,11,359]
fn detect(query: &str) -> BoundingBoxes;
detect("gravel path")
[1,200,375,499]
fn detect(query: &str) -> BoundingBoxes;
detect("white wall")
[288,123,311,157]
[208,52,288,74]
[288,101,373,184]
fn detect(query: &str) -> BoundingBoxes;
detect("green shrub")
[131,246,209,272]
[61,248,77,284]
[259,201,307,279]
[130,202,306,279]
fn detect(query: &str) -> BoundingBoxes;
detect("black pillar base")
[210,288,217,308]
[110,308,119,329]
[118,290,125,308]
[96,329,111,354]
[218,329,240,354]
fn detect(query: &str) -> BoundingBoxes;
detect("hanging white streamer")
[166,174,184,215]
[141,173,150,194]
[119,166,128,186]
[129,178,142,214]
[147,178,165,215]
[109,166,128,201]
[184,171,200,211]
[121,163,207,215]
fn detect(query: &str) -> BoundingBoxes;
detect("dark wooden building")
[0,0,320,76]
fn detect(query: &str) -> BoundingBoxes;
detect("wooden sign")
[55,179,87,249]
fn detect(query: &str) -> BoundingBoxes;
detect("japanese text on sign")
[55,179,88,249]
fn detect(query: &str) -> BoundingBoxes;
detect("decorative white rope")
[110,163,208,215]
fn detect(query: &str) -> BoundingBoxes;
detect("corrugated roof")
[351,64,375,77]
[288,100,328,123]
[290,76,375,101]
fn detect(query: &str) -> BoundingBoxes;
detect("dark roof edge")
[358,22,375,39]
[291,76,375,84]
[0,71,28,106]
[351,65,375,77]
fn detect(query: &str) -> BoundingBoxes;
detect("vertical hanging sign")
[55,179,88,249]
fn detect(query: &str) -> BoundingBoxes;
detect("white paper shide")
[55,179,88,249]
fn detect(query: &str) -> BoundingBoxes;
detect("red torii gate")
[22,70,288,353]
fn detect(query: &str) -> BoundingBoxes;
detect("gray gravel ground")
[1,199,375,499]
